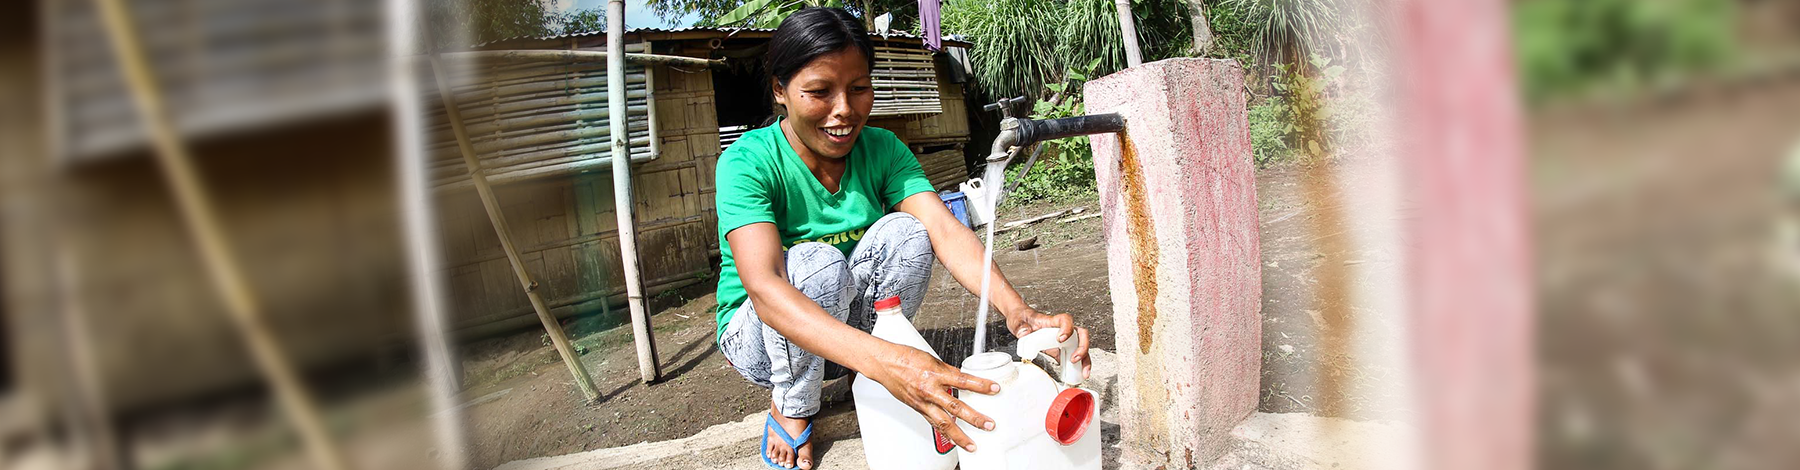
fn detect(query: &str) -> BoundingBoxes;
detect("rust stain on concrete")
[1118,133,1160,355]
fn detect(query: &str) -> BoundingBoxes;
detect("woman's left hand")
[1007,308,1091,380]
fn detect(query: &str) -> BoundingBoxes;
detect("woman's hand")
[1006,308,1092,380]
[866,342,1000,452]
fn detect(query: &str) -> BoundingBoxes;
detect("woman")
[714,8,1091,469]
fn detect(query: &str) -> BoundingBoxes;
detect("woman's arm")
[727,222,999,450]
[893,192,1091,378]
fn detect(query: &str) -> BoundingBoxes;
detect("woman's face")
[773,47,874,160]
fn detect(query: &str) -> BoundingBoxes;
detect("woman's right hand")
[866,342,1000,452]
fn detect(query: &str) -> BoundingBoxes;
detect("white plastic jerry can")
[959,178,993,228]
[954,329,1102,470]
[853,296,959,470]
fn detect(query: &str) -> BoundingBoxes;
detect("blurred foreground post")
[88,0,352,468]
[1400,0,1534,468]
[426,55,603,402]
[1085,58,1260,466]
[391,0,470,464]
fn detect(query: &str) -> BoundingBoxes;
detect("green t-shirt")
[713,118,937,339]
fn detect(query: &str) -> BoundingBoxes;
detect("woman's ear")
[771,82,787,106]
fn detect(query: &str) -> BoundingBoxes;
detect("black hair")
[764,7,875,90]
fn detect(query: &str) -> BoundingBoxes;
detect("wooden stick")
[995,207,1087,233]
[428,54,602,402]
[53,241,124,470]
[433,50,724,69]
[88,0,352,468]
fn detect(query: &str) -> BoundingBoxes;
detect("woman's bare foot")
[767,402,815,469]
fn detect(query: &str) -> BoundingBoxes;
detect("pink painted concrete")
[1085,58,1260,467]
[1399,1,1534,469]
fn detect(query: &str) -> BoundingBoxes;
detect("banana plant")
[710,0,846,28]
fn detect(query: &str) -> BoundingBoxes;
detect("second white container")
[852,296,958,470]
[954,329,1101,470]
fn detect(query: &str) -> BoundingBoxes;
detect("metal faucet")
[968,96,1126,355]
[978,96,1126,207]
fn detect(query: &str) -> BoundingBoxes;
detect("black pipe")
[1015,113,1126,147]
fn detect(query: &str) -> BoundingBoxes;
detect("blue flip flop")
[761,413,815,469]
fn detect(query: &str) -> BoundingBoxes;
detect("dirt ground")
[456,163,1386,468]
[1531,81,1800,468]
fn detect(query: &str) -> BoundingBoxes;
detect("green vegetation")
[1513,0,1738,101]
[1217,0,1346,66]
[1056,0,1194,78]
[941,0,1067,101]
[943,0,1195,100]
[1247,96,1291,166]
[650,0,922,29]
[1005,67,1104,204]
[427,0,610,48]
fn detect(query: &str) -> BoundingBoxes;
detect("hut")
[0,0,400,417]
[0,3,980,423]
[428,28,977,338]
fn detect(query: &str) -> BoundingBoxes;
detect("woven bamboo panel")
[46,0,387,162]
[871,43,942,117]
[428,43,658,190]
[916,148,967,190]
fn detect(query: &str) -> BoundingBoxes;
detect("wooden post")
[53,243,123,470]
[88,0,352,468]
[426,55,603,402]
[610,0,662,384]
[1114,0,1143,67]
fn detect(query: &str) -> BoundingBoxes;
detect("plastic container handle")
[1015,328,1083,386]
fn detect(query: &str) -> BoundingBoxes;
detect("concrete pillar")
[1084,58,1260,467]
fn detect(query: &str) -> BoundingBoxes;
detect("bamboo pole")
[643,48,661,159]
[53,242,123,470]
[433,49,725,69]
[427,54,603,402]
[1115,0,1144,67]
[88,0,352,468]
[610,0,661,384]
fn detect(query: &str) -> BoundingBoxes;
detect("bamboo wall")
[434,60,721,336]
[870,48,973,190]
[44,0,386,163]
[7,0,401,414]
[2,115,409,412]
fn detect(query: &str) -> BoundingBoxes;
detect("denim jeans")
[718,212,935,418]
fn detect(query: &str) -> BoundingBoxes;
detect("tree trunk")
[863,0,874,29]
[1187,0,1215,55]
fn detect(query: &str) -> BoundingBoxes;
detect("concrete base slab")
[494,349,1124,470]
[493,349,1410,470]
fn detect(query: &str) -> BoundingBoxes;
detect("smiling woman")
[710,6,1095,470]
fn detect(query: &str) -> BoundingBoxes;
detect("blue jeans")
[718,212,935,418]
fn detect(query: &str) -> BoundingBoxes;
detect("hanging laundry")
[919,0,942,51]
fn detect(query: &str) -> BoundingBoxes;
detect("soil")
[1532,81,1800,468]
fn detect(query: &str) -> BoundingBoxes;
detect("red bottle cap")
[1044,388,1095,445]
[874,296,902,311]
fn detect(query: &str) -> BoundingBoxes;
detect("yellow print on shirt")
[785,228,867,250]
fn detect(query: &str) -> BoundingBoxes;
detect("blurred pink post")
[1400,0,1535,468]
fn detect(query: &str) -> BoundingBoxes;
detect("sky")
[552,0,700,29]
